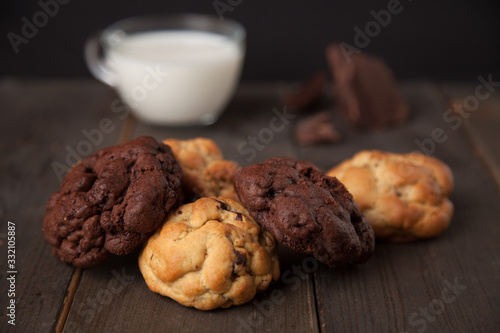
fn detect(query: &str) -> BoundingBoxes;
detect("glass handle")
[84,32,117,87]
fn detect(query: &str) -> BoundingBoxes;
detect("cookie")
[326,44,409,129]
[163,138,241,203]
[43,136,182,268]
[235,157,375,268]
[138,197,280,310]
[327,150,454,242]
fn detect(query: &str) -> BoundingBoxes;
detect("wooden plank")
[438,81,500,189]
[5,79,499,333]
[63,83,320,333]
[301,81,500,332]
[0,78,127,332]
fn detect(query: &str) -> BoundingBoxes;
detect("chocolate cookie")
[235,157,375,268]
[43,136,181,268]
[283,72,326,112]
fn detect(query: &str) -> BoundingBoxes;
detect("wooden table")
[1,78,499,333]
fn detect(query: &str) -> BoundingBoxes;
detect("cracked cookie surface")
[235,157,375,268]
[163,138,241,203]
[327,150,454,242]
[138,197,280,310]
[43,136,181,267]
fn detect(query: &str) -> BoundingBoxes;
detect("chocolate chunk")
[294,111,341,146]
[235,157,375,268]
[234,249,247,266]
[283,72,326,112]
[232,249,248,277]
[326,44,409,129]
[42,136,182,268]
[215,199,229,211]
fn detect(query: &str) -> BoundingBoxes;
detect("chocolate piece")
[295,111,341,146]
[235,157,375,268]
[43,136,182,268]
[283,72,326,111]
[326,44,409,129]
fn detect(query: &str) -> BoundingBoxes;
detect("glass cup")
[84,14,246,126]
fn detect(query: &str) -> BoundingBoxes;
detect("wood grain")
[2,79,499,333]
[0,79,126,332]
[63,83,319,333]
[438,82,500,190]
[307,82,500,333]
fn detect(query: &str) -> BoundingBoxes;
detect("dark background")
[1,0,499,81]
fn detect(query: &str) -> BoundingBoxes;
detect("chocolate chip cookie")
[328,150,454,242]
[235,157,375,268]
[43,136,181,268]
[163,138,241,203]
[138,197,280,310]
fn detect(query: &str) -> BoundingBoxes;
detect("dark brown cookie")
[43,136,181,268]
[326,44,409,129]
[235,157,374,268]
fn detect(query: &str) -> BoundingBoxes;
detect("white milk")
[106,30,244,125]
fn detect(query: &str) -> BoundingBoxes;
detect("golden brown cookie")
[138,197,280,310]
[163,138,241,203]
[327,150,454,242]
